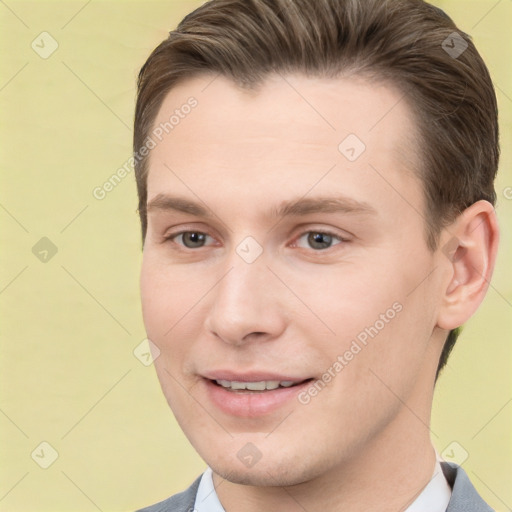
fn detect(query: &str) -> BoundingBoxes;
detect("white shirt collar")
[404,460,452,512]
[194,467,225,512]
[194,460,452,512]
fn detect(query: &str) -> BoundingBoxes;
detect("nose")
[204,253,287,347]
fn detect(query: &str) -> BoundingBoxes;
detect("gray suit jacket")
[136,462,493,512]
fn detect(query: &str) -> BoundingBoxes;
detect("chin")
[206,450,322,488]
[215,467,300,487]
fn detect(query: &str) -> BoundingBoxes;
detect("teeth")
[217,380,233,388]
[215,379,297,390]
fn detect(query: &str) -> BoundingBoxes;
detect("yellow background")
[0,0,511,510]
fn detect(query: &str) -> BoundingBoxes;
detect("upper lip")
[202,370,311,383]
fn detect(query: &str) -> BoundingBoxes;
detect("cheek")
[140,258,196,410]
[140,257,166,339]
[337,277,438,403]
[287,262,403,346]
[298,253,435,379]
[140,254,217,374]
[140,254,195,339]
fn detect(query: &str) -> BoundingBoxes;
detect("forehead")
[145,73,421,214]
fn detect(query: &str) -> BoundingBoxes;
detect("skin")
[140,73,499,511]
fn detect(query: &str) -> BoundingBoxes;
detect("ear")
[436,200,499,331]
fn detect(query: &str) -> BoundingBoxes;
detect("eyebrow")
[145,193,377,219]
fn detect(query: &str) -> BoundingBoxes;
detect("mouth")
[211,378,313,393]
[201,375,315,417]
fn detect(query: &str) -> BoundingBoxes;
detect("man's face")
[140,73,446,486]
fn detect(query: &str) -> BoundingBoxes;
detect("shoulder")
[442,462,494,512]
[135,475,202,512]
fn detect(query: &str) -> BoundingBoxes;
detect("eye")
[294,231,345,251]
[167,231,215,249]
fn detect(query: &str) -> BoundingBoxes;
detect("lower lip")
[203,378,312,418]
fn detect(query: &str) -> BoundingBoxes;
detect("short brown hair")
[133,0,499,376]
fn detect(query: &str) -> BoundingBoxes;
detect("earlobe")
[436,200,499,330]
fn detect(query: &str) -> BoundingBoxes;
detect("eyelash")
[163,229,348,252]
[295,230,348,250]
